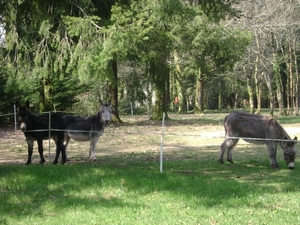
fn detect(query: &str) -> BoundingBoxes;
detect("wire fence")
[1,109,300,171]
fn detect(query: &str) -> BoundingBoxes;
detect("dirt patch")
[1,113,300,165]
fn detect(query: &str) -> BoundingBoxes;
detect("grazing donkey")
[219,111,297,169]
[63,100,112,161]
[15,100,66,165]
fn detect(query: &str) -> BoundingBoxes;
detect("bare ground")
[1,113,300,165]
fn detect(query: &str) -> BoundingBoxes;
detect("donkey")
[218,111,297,169]
[63,100,112,161]
[15,101,66,165]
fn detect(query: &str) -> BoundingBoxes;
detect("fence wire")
[1,111,300,171]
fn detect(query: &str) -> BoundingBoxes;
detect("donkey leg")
[219,137,238,164]
[53,135,66,164]
[89,136,99,161]
[60,142,66,164]
[26,139,34,165]
[267,143,279,169]
[53,142,66,164]
[53,144,60,165]
[37,139,45,164]
[64,133,71,161]
[226,138,239,163]
[219,139,228,164]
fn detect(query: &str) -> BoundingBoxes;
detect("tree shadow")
[1,150,299,222]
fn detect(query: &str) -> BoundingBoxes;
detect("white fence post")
[48,112,51,156]
[14,104,17,132]
[160,112,166,173]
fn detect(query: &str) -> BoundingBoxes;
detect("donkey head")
[99,100,112,126]
[282,136,297,169]
[15,100,30,131]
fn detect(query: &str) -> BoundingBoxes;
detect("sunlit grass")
[1,150,300,225]
[2,111,300,224]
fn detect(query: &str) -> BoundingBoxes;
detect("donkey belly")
[25,132,55,141]
[68,132,90,141]
[242,139,267,145]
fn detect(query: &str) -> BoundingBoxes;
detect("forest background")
[0,0,299,121]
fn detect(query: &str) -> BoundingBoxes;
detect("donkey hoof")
[53,160,58,165]
[218,159,224,164]
[271,164,279,169]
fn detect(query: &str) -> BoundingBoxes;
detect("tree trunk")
[262,72,275,116]
[282,43,293,115]
[176,80,187,113]
[288,42,293,114]
[39,76,53,112]
[218,92,221,110]
[243,67,254,113]
[246,77,255,114]
[108,60,122,123]
[293,38,299,115]
[149,57,169,120]
[253,31,261,114]
[173,50,187,113]
[195,67,205,113]
[273,53,286,116]
[234,93,239,109]
[254,30,274,115]
[254,55,261,114]
[276,89,286,115]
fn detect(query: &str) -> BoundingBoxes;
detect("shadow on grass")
[113,111,300,129]
[1,148,300,222]
[114,112,227,128]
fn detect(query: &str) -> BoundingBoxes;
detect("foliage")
[4,0,297,118]
[0,66,16,119]
[0,1,83,111]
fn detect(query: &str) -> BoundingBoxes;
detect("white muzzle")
[288,162,295,169]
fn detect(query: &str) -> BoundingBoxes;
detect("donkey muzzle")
[288,162,295,169]
[20,123,27,131]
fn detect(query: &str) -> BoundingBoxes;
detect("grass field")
[1,111,300,224]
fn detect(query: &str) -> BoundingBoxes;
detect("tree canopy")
[2,0,296,119]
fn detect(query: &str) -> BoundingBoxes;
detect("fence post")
[48,112,51,156]
[160,112,166,173]
[14,104,17,132]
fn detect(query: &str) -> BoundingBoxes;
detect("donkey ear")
[282,137,288,147]
[99,99,104,106]
[15,101,20,110]
[25,101,30,109]
[294,136,298,145]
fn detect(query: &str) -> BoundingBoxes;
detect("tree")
[1,0,91,111]
[0,0,263,118]
[188,20,251,112]
[234,0,300,115]
[108,0,247,117]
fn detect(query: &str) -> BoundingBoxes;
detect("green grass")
[1,153,300,225]
[2,111,300,225]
